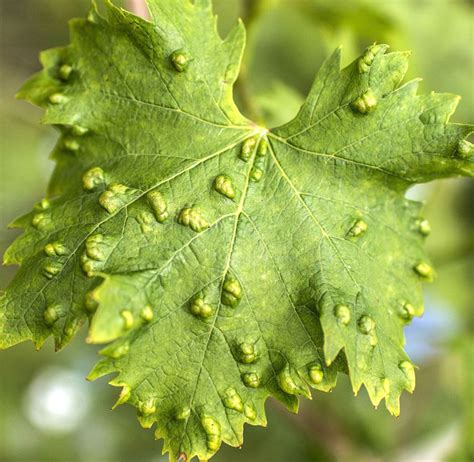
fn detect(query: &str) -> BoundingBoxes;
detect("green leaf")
[1,1,473,461]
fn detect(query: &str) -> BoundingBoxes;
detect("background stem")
[125,0,149,19]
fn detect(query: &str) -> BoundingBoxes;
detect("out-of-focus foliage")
[0,0,472,461]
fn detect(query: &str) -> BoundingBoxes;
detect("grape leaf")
[1,1,473,461]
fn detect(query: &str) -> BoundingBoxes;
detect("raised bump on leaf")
[178,207,209,232]
[58,64,73,80]
[334,304,351,325]
[101,341,130,360]
[81,234,115,276]
[240,137,257,162]
[357,315,376,335]
[223,387,243,412]
[457,139,473,158]
[64,138,80,152]
[83,167,105,191]
[221,277,242,307]
[242,372,261,388]
[249,166,263,182]
[190,295,213,319]
[257,138,268,157]
[138,398,157,416]
[71,125,89,136]
[358,44,387,73]
[244,404,257,421]
[35,198,50,211]
[31,213,51,230]
[85,291,99,313]
[140,305,154,322]
[170,49,190,72]
[418,219,431,236]
[348,219,368,238]
[147,191,169,223]
[398,301,415,322]
[214,174,236,199]
[308,363,324,385]
[277,363,310,398]
[44,242,68,257]
[43,262,62,279]
[399,361,416,392]
[238,342,257,364]
[137,211,155,234]
[176,406,191,420]
[121,310,134,330]
[413,261,434,280]
[201,415,222,452]
[44,305,62,326]
[351,89,378,114]
[99,183,133,214]
[49,93,68,104]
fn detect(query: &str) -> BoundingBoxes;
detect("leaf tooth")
[137,414,155,429]
[367,377,391,409]
[385,393,401,417]
[86,359,116,381]
[243,403,257,422]
[113,384,132,409]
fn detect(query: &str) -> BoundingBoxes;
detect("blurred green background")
[0,0,473,461]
